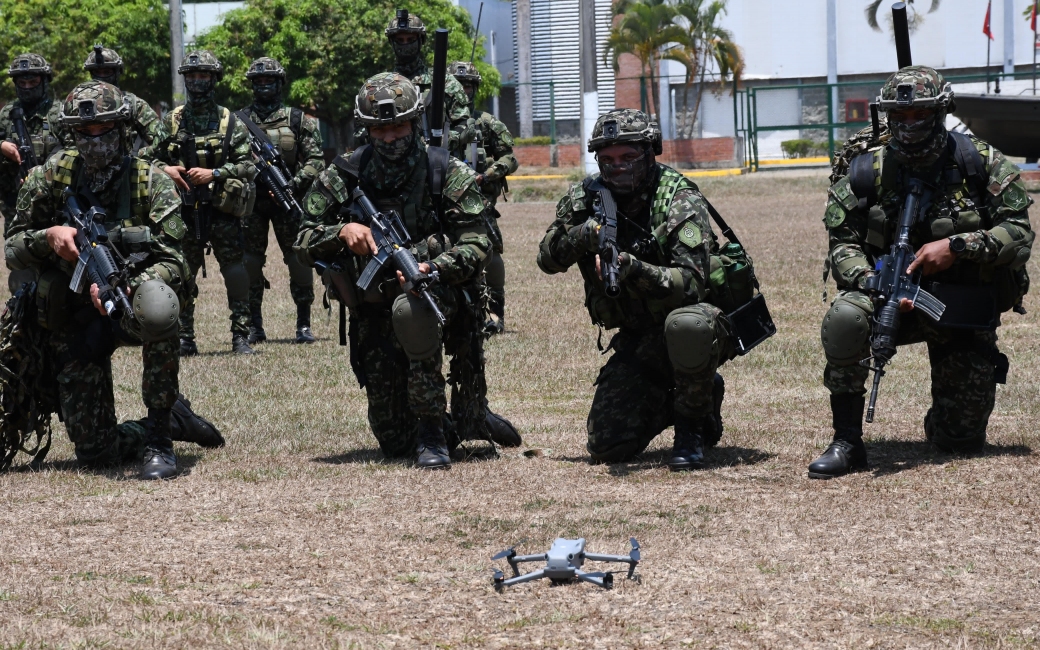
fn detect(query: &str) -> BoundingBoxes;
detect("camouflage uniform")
[818,67,1034,468]
[295,73,495,464]
[538,109,732,466]
[238,57,325,342]
[4,81,189,470]
[140,51,257,349]
[77,46,167,151]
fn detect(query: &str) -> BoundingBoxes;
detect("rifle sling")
[234,110,277,149]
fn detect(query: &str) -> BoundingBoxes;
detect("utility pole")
[827,0,838,157]
[579,0,598,174]
[491,30,500,119]
[1004,0,1016,75]
[516,0,533,139]
[169,0,185,108]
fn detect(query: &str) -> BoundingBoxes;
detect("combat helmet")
[354,72,423,126]
[451,61,481,86]
[587,109,663,155]
[59,80,131,127]
[245,57,286,80]
[385,9,427,44]
[8,53,53,79]
[876,65,954,114]
[178,50,223,80]
[83,45,124,73]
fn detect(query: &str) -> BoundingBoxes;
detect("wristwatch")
[211,168,222,180]
[948,235,967,256]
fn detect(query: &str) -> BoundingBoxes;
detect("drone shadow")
[865,438,1032,477]
[554,445,775,477]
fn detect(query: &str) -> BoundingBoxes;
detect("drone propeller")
[629,538,641,562]
[491,547,516,561]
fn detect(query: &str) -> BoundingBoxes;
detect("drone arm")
[573,569,614,590]
[498,568,548,589]
[583,553,631,563]
[510,553,547,564]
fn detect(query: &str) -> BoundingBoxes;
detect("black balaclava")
[15,76,48,110]
[599,145,656,196]
[251,79,283,119]
[889,109,948,169]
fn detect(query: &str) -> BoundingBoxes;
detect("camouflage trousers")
[587,305,732,462]
[243,200,315,314]
[180,210,251,339]
[48,312,179,466]
[823,291,1004,451]
[484,205,505,319]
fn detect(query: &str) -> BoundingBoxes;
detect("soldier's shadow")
[866,438,1032,477]
[556,445,775,477]
[313,442,499,467]
[6,451,202,480]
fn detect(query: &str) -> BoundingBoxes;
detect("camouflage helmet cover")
[8,53,53,79]
[877,65,954,112]
[178,50,223,80]
[588,109,663,155]
[245,57,286,80]
[354,72,423,126]
[385,9,427,42]
[60,80,132,127]
[451,61,481,86]
[84,45,124,72]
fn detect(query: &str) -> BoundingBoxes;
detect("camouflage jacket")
[239,104,325,194]
[140,101,255,182]
[472,109,518,202]
[0,98,64,208]
[6,150,190,299]
[538,163,716,330]
[825,135,1034,292]
[295,142,490,291]
[60,91,167,150]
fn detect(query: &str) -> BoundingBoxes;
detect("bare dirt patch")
[1,172,1038,648]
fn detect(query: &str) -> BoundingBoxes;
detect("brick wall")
[514,137,741,170]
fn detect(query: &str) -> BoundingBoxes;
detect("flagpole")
[1033,0,1038,95]
[987,37,992,94]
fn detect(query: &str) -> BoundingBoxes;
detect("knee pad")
[286,254,315,288]
[821,295,872,365]
[391,293,442,361]
[925,408,987,453]
[243,251,266,284]
[222,262,251,302]
[485,252,505,290]
[125,280,180,343]
[664,305,720,374]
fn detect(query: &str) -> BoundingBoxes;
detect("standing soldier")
[295,73,519,469]
[383,9,473,158]
[3,81,223,479]
[81,45,167,152]
[451,61,518,334]
[811,67,1033,478]
[237,57,325,345]
[537,110,732,470]
[141,50,258,356]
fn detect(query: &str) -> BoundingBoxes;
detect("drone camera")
[895,82,915,106]
[602,120,619,141]
[377,98,397,121]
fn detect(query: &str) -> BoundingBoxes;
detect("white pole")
[516,0,533,138]
[827,0,838,141]
[1004,0,1016,75]
[580,0,599,174]
[491,30,500,119]
[170,0,185,108]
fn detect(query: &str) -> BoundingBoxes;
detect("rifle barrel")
[892,2,912,69]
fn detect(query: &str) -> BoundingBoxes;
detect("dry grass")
[1,171,1038,648]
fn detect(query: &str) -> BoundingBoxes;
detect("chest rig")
[10,105,58,162]
[50,151,153,226]
[166,105,234,169]
[249,107,304,168]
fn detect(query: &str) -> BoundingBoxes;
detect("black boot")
[141,408,178,480]
[248,309,266,345]
[808,394,869,479]
[416,420,451,469]
[703,373,726,448]
[485,409,522,447]
[232,334,256,355]
[179,338,198,357]
[169,393,225,448]
[295,303,316,344]
[669,413,705,471]
[484,296,505,335]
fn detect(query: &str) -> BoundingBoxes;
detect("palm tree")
[865,0,941,32]
[606,0,685,120]
[664,0,744,138]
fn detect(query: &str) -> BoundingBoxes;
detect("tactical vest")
[50,150,153,225]
[166,105,234,169]
[247,107,304,168]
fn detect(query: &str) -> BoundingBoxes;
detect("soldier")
[382,9,473,158]
[811,66,1034,478]
[295,73,519,469]
[81,45,167,152]
[141,50,258,356]
[238,57,325,345]
[3,81,223,480]
[537,109,730,471]
[451,61,518,334]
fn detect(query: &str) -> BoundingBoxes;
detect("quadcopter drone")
[491,537,640,591]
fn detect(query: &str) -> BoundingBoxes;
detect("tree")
[865,0,940,32]
[196,0,500,152]
[607,0,685,120]
[0,0,172,105]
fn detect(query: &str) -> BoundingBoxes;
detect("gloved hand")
[567,218,602,252]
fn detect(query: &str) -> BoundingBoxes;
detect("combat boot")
[232,334,256,355]
[808,394,868,479]
[141,407,178,480]
[703,373,726,448]
[416,420,451,469]
[248,309,266,345]
[669,413,705,471]
[295,303,316,344]
[486,409,522,447]
[179,338,198,357]
[169,394,225,448]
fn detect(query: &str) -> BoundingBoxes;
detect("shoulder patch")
[987,157,1020,195]
[306,190,329,216]
[829,176,859,212]
[823,200,848,228]
[321,168,350,203]
[677,222,702,248]
[1001,181,1030,212]
[161,213,187,240]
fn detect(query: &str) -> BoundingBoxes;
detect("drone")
[491,537,640,591]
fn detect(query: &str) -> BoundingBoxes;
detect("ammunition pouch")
[36,268,73,332]
[708,242,756,314]
[927,281,1000,330]
[726,293,777,356]
[213,178,255,218]
[109,225,152,255]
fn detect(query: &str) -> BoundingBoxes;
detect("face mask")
[888,110,948,168]
[372,132,415,162]
[14,78,46,106]
[392,40,421,63]
[74,127,124,191]
[252,80,281,102]
[185,77,214,100]
[91,71,120,87]
[598,151,652,195]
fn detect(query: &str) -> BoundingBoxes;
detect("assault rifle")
[65,190,137,319]
[9,107,39,184]
[589,179,621,298]
[235,111,303,218]
[352,187,446,326]
[860,178,946,422]
[179,134,213,241]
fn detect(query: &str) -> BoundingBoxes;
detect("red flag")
[1032,1,1037,32]
[983,1,994,40]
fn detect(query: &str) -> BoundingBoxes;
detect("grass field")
[1,171,1038,648]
